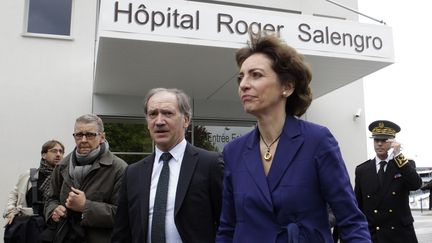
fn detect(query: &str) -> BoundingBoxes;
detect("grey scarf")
[68,141,108,188]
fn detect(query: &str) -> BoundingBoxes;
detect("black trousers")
[4,216,46,243]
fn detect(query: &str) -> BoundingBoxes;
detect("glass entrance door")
[188,120,255,152]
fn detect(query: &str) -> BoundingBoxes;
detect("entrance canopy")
[94,0,394,120]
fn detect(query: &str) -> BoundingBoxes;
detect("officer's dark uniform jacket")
[354,157,422,243]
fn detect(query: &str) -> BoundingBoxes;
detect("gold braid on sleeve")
[394,153,409,168]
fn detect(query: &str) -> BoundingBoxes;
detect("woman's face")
[237,53,293,116]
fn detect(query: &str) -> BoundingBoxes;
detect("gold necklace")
[260,133,282,161]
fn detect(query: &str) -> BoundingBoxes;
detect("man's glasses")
[72,132,100,140]
[47,149,64,154]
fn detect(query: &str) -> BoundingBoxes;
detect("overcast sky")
[358,1,431,167]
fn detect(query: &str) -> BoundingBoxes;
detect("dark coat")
[354,158,422,243]
[111,143,224,243]
[45,150,127,243]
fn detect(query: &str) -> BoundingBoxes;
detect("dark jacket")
[45,150,127,243]
[112,143,224,243]
[354,158,422,243]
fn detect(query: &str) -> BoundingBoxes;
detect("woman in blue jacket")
[216,33,371,243]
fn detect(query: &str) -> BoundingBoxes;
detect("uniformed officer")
[354,120,422,243]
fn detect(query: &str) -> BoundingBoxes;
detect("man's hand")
[5,213,15,225]
[388,139,402,155]
[51,205,67,222]
[65,187,86,212]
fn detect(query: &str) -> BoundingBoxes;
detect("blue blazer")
[216,116,371,243]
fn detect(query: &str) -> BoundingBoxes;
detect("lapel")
[382,160,396,191]
[362,158,391,208]
[244,131,272,206]
[243,116,304,206]
[382,160,397,189]
[267,116,304,192]
[174,143,198,215]
[140,154,155,226]
[365,159,381,192]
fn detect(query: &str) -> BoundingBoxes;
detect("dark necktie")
[151,152,172,243]
[378,161,387,186]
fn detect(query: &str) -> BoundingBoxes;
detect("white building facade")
[0,0,393,230]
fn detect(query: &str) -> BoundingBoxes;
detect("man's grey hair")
[143,88,192,119]
[75,114,105,132]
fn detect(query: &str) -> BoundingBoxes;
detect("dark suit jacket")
[354,158,422,243]
[111,143,224,243]
[216,115,370,243]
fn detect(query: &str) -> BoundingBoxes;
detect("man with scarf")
[3,140,65,242]
[45,114,127,243]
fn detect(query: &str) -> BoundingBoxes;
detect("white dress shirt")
[147,139,186,243]
[374,151,398,173]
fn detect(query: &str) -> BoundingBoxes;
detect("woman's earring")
[282,91,288,97]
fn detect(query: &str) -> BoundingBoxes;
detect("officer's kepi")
[368,120,401,139]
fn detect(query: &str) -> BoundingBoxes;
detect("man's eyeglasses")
[47,149,64,154]
[72,132,100,140]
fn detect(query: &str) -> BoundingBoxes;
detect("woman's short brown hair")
[235,34,313,117]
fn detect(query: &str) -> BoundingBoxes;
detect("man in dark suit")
[354,120,422,243]
[112,88,224,243]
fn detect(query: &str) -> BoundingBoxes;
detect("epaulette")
[356,160,371,168]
